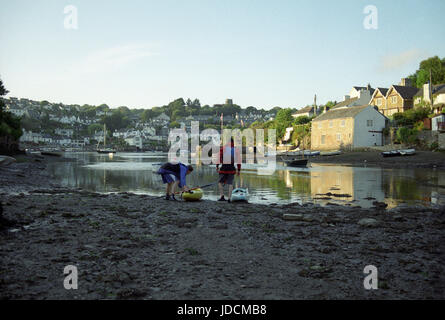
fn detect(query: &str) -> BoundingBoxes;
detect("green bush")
[396,127,418,144]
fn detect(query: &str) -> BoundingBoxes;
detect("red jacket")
[216,143,241,174]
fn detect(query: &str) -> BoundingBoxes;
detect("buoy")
[182,188,203,202]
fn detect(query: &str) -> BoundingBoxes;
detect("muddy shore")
[1,155,444,299]
[310,150,445,169]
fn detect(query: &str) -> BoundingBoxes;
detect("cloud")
[378,49,429,72]
[72,44,158,74]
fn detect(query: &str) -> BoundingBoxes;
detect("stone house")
[369,88,389,113]
[384,85,419,116]
[311,105,388,150]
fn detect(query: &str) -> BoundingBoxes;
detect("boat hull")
[183,188,203,202]
[381,149,415,158]
[231,188,250,202]
[97,150,117,154]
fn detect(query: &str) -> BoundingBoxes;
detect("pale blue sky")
[1,0,444,110]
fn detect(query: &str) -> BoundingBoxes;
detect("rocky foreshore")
[0,155,444,299]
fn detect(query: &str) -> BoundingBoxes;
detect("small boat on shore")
[381,149,416,158]
[182,188,203,202]
[231,188,250,202]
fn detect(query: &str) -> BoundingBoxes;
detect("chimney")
[423,83,432,103]
[367,83,371,90]
[344,95,350,101]
[399,78,412,87]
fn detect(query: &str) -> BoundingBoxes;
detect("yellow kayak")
[182,188,203,202]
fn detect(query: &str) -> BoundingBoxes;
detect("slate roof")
[374,88,389,97]
[331,97,358,109]
[293,106,314,115]
[312,105,375,122]
[390,85,419,99]
[414,83,445,97]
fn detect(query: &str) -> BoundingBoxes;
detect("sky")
[1,0,445,110]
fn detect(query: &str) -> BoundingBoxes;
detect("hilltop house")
[369,78,418,117]
[414,83,445,114]
[369,88,390,114]
[349,85,375,99]
[311,105,387,151]
[332,84,375,110]
[292,106,316,118]
[152,113,170,125]
[384,85,419,116]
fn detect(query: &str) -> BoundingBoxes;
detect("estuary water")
[46,152,445,208]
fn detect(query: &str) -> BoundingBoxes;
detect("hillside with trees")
[0,79,22,154]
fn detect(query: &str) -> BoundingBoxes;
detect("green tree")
[274,108,294,139]
[0,79,23,150]
[409,56,445,88]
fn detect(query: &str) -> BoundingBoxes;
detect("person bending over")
[157,162,193,200]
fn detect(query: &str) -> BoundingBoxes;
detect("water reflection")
[47,152,445,208]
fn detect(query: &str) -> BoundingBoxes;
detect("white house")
[55,128,74,137]
[333,84,375,110]
[125,135,143,149]
[432,114,445,132]
[311,105,388,150]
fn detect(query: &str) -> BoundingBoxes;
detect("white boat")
[399,149,416,156]
[231,188,250,202]
[382,148,416,158]
[280,150,320,158]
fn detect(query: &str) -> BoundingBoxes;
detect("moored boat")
[281,157,309,167]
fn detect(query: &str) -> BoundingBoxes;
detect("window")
[340,120,345,127]
[376,98,382,106]
[367,120,373,127]
[321,135,326,144]
[391,96,397,104]
[336,133,341,141]
[329,121,333,128]
[318,122,322,129]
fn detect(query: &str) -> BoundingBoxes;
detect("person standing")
[216,138,241,202]
[157,162,193,200]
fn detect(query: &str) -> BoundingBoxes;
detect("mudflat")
[0,155,444,299]
[310,151,445,169]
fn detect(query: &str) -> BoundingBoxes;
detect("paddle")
[154,180,219,199]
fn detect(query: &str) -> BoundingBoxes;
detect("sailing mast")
[103,123,106,148]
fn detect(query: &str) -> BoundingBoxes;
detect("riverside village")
[1,1,444,302]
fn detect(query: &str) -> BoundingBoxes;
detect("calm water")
[46,152,445,208]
